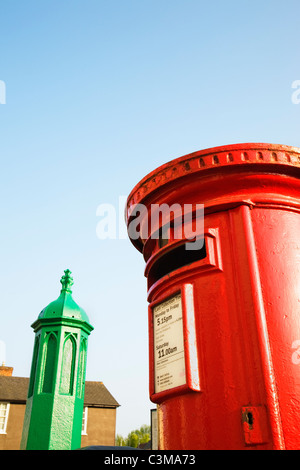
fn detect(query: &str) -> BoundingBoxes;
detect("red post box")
[126,143,300,450]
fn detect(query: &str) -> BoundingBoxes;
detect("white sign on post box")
[153,292,186,393]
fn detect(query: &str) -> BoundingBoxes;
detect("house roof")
[0,376,119,408]
[0,376,28,403]
[84,381,119,407]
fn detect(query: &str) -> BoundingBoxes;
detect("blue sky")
[0,0,300,438]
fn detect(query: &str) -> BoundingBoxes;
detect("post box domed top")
[126,143,300,252]
[36,269,91,325]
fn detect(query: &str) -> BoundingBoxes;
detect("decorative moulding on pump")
[31,269,93,334]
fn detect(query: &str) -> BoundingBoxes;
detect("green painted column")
[21,269,93,450]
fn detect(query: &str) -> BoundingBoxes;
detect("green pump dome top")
[37,269,91,325]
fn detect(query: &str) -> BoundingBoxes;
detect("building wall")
[0,403,116,450]
[81,407,116,448]
[0,403,25,450]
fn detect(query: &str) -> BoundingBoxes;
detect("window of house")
[0,403,10,434]
[82,406,88,435]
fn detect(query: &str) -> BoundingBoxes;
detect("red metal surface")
[241,406,269,445]
[126,143,300,450]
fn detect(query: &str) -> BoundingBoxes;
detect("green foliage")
[116,424,150,448]
[115,434,126,446]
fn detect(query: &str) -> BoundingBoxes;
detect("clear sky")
[0,0,300,438]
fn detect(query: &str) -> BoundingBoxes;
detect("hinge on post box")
[241,405,269,446]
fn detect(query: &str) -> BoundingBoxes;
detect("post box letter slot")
[149,240,207,284]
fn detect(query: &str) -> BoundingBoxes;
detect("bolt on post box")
[126,143,300,450]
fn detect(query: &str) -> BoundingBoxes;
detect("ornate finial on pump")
[60,269,74,293]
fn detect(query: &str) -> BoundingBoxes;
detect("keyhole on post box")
[246,411,254,427]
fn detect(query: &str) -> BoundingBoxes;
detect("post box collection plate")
[153,292,186,393]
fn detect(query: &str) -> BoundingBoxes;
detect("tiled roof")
[0,376,119,408]
[0,376,28,403]
[84,381,119,407]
